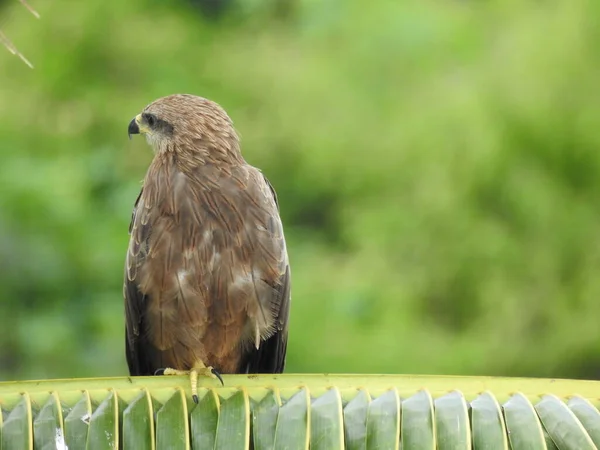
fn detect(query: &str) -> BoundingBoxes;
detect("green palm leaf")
[0,374,599,449]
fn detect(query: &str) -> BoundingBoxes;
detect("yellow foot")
[155,365,224,403]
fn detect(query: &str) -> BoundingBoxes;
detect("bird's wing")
[123,187,153,375]
[239,171,291,374]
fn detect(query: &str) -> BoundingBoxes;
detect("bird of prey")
[124,94,291,402]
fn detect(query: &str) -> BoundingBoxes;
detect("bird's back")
[124,154,290,375]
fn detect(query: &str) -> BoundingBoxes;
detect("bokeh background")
[0,0,599,382]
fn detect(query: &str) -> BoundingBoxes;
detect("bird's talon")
[212,368,224,386]
[192,394,199,404]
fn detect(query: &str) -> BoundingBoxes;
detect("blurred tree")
[184,0,297,21]
[0,0,599,384]
[187,0,233,19]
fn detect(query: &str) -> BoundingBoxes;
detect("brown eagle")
[124,94,291,401]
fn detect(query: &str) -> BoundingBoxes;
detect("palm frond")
[1,0,39,68]
[0,374,599,448]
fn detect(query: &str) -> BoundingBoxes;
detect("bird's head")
[128,94,242,164]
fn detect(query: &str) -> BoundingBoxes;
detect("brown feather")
[124,94,291,376]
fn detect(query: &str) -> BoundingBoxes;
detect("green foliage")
[0,0,599,381]
[0,374,600,449]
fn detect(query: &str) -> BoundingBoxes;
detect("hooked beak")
[128,116,140,140]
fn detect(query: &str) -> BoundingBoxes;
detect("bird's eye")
[144,114,157,128]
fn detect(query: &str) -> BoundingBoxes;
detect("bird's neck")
[152,146,245,173]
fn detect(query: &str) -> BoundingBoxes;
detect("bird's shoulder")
[141,156,276,206]
[129,158,283,248]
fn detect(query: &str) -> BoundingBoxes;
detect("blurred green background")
[0,0,599,382]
